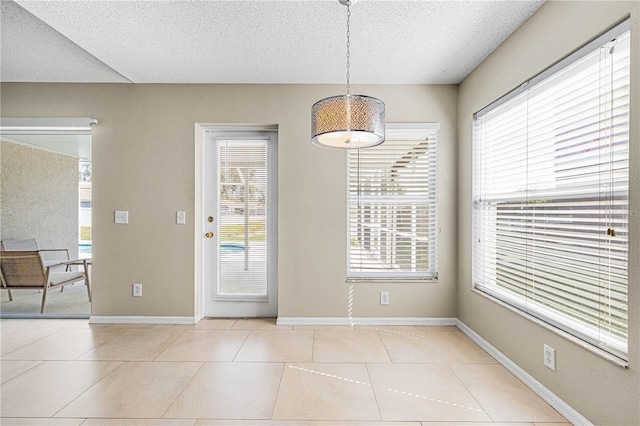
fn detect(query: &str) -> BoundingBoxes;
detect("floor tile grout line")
[158,360,206,419]
[376,329,395,364]
[49,360,124,419]
[269,361,288,420]
[441,328,481,364]
[0,326,59,357]
[6,326,135,362]
[0,359,43,386]
[73,330,111,361]
[227,318,238,330]
[150,327,190,362]
[0,321,569,424]
[231,329,252,362]
[364,362,385,422]
[445,362,494,421]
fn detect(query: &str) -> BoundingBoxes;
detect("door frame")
[194,124,278,320]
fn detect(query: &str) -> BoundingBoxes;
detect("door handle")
[205,232,214,238]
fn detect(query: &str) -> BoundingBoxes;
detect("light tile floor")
[0,318,571,426]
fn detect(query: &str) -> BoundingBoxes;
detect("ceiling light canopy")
[311,0,385,149]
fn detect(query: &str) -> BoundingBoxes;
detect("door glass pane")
[217,140,267,297]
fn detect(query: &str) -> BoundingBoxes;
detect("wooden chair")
[0,251,91,313]
[1,238,70,267]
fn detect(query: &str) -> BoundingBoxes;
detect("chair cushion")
[48,271,86,285]
[1,238,38,251]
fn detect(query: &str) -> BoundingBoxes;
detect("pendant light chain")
[345,1,351,96]
[310,0,385,149]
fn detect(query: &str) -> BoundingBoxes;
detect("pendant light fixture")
[311,0,385,149]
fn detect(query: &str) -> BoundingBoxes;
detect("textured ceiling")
[0,0,545,84]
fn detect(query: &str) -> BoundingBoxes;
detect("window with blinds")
[348,124,439,280]
[473,21,630,359]
[216,139,268,299]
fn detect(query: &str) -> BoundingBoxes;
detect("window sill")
[213,295,269,303]
[472,286,628,369]
[346,277,438,283]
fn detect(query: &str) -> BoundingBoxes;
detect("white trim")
[89,316,197,325]
[386,122,440,140]
[1,313,89,320]
[203,124,277,133]
[0,117,97,134]
[84,313,600,424]
[201,127,278,317]
[276,317,456,326]
[472,287,629,367]
[195,123,279,322]
[347,123,440,281]
[194,124,205,321]
[456,319,593,426]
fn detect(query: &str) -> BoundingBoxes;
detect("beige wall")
[457,1,639,425]
[0,140,79,261]
[0,83,458,319]
[4,2,638,422]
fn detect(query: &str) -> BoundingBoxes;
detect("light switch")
[177,211,186,225]
[115,210,129,224]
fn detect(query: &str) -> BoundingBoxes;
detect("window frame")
[346,122,440,282]
[472,20,630,361]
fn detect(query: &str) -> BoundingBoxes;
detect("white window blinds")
[348,124,439,280]
[473,21,630,358]
[216,139,268,299]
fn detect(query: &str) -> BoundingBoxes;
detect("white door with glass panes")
[203,129,277,317]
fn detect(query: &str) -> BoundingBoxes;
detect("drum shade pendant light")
[311,0,385,149]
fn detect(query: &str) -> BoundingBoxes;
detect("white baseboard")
[89,316,197,325]
[276,317,456,326]
[456,319,592,426]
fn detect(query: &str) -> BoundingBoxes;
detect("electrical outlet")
[115,210,129,224]
[380,291,389,305]
[177,211,186,225]
[543,344,556,371]
[133,283,143,297]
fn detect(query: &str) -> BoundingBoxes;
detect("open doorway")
[0,118,94,318]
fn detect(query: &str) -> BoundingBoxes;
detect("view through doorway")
[0,118,94,318]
